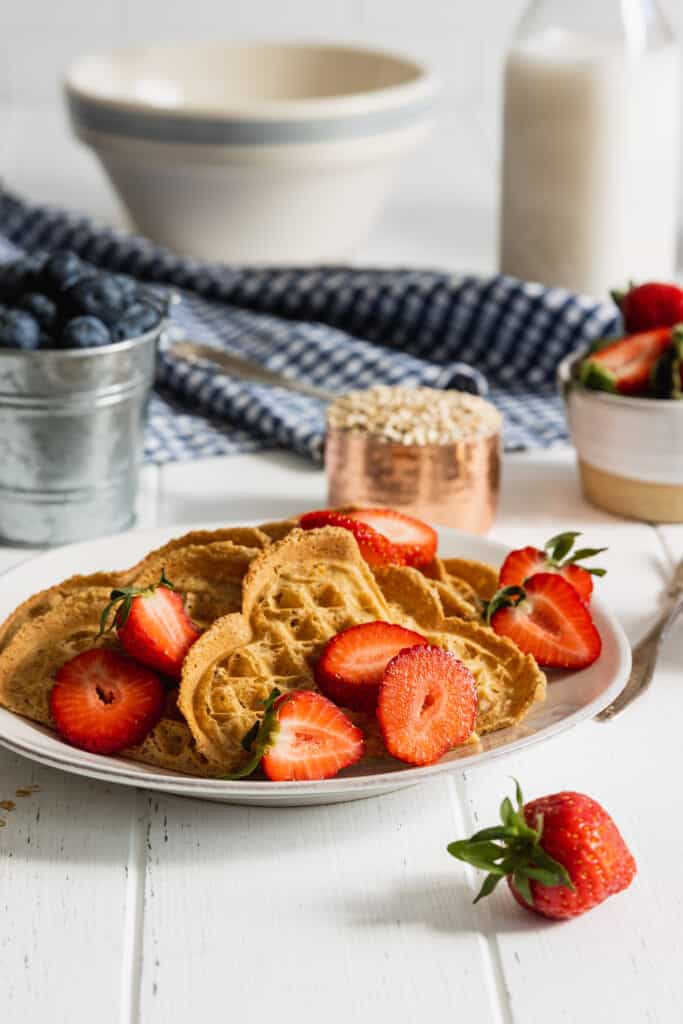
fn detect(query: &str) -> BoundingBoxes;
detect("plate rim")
[0,519,632,798]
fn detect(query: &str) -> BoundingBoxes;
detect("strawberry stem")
[447,779,575,905]
[543,532,607,576]
[223,688,282,780]
[484,586,526,626]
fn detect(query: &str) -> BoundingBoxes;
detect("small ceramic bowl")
[64,41,437,264]
[559,350,683,521]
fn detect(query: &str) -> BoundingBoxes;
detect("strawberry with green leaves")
[487,573,601,669]
[100,571,200,679]
[448,780,636,919]
[228,688,365,782]
[499,531,606,605]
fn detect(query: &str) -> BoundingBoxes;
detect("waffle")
[0,530,274,777]
[0,526,274,656]
[179,527,545,773]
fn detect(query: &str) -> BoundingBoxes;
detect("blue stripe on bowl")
[66,90,436,146]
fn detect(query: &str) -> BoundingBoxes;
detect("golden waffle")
[0,526,274,657]
[179,527,545,773]
[0,529,274,777]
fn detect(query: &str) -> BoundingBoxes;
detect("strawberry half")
[298,510,405,568]
[228,689,365,782]
[499,531,606,604]
[100,572,200,679]
[50,649,165,755]
[377,646,477,766]
[579,328,671,395]
[487,573,601,669]
[614,281,683,333]
[344,508,438,567]
[315,621,427,711]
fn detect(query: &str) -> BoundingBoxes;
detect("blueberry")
[41,250,94,296]
[60,316,111,349]
[17,292,58,331]
[67,275,127,324]
[112,301,162,341]
[0,309,43,350]
[112,274,139,304]
[0,254,47,302]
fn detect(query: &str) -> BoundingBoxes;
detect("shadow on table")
[335,872,546,936]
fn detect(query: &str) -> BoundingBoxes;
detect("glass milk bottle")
[499,0,680,298]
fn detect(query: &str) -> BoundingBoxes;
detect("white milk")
[500,28,680,298]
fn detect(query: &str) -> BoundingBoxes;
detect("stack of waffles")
[0,520,545,777]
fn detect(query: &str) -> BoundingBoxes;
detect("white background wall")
[1,0,681,270]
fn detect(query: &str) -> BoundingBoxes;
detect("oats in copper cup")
[325,386,502,534]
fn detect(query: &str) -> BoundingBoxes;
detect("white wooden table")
[3,111,683,1024]
[1,448,682,1024]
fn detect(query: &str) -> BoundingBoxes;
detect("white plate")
[0,523,631,806]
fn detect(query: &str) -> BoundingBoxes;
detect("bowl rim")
[63,40,438,123]
[0,318,165,362]
[558,347,683,411]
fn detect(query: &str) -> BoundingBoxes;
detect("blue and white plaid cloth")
[0,188,619,464]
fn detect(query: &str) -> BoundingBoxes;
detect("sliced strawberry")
[614,281,683,333]
[100,573,200,679]
[50,649,165,755]
[377,646,477,766]
[488,573,601,669]
[343,508,438,567]
[315,621,427,711]
[499,532,606,605]
[579,328,671,395]
[298,510,405,568]
[560,563,594,605]
[261,691,365,781]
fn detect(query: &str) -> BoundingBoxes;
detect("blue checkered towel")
[0,188,619,464]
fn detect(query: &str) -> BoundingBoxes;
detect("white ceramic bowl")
[559,350,683,521]
[64,41,437,264]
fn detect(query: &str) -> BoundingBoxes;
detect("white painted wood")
[0,747,137,1024]
[137,780,504,1024]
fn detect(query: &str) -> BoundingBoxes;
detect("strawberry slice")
[579,328,671,395]
[487,573,601,669]
[100,573,200,679]
[613,281,683,333]
[499,532,606,605]
[298,510,405,568]
[228,689,365,782]
[344,508,438,567]
[377,646,477,766]
[50,649,165,755]
[315,621,427,711]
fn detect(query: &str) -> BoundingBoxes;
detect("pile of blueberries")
[0,250,163,350]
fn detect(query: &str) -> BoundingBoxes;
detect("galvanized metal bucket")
[0,321,162,546]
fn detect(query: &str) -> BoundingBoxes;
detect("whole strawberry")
[614,281,683,333]
[448,781,636,919]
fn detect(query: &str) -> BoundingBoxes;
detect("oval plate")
[0,523,630,806]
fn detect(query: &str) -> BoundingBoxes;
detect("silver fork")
[596,557,683,721]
